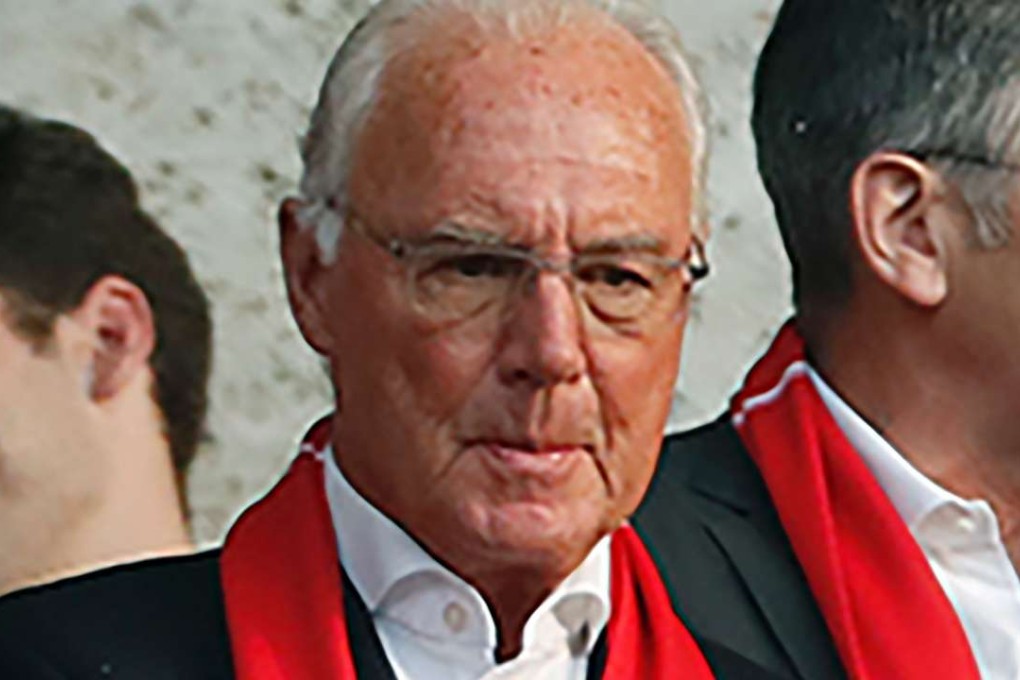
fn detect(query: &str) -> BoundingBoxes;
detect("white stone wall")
[0,0,788,545]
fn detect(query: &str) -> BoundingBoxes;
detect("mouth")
[465,439,593,483]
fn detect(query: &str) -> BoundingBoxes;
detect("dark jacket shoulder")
[0,550,234,679]
[633,416,846,680]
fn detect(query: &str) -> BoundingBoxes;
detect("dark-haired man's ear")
[279,197,335,356]
[850,152,953,308]
[69,276,156,401]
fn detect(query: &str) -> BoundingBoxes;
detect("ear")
[850,152,953,307]
[279,197,335,355]
[68,276,156,401]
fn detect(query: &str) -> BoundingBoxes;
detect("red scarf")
[220,417,715,679]
[732,322,980,680]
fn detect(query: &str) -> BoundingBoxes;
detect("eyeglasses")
[907,148,1020,173]
[344,212,709,335]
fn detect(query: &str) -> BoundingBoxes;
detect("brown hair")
[0,106,213,483]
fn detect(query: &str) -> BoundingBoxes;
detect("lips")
[467,439,592,482]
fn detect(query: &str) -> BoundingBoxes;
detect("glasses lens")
[406,245,684,331]
[575,256,675,323]
[410,245,526,322]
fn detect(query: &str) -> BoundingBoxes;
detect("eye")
[578,264,653,290]
[440,254,520,278]
[418,250,527,286]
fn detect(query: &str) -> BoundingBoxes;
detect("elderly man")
[0,106,213,595]
[661,1,1020,679]
[0,1,787,678]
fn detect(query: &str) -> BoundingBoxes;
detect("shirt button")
[956,515,977,533]
[443,602,468,633]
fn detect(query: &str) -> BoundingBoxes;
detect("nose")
[495,272,587,389]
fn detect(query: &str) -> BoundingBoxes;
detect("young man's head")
[0,106,212,591]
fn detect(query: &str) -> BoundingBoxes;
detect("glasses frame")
[344,212,710,275]
[342,211,710,330]
[905,148,1020,172]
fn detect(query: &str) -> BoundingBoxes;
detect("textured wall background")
[0,0,789,544]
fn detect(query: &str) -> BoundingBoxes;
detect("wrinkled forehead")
[348,7,693,237]
[385,8,684,117]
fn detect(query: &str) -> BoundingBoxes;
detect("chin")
[463,497,605,569]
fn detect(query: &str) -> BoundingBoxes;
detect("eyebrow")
[576,233,668,255]
[425,220,512,247]
[423,220,670,255]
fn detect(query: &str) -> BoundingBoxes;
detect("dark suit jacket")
[638,417,847,680]
[0,423,834,679]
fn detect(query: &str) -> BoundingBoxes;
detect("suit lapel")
[587,619,815,680]
[341,568,400,680]
[700,506,845,680]
[675,418,846,680]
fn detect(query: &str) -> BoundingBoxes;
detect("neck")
[336,463,592,662]
[332,413,603,662]
[805,311,1020,565]
[0,402,192,596]
[472,562,572,661]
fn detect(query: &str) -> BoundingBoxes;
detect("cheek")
[589,327,683,479]
[0,355,101,496]
[395,325,497,423]
[595,328,681,420]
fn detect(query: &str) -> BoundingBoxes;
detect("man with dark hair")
[0,106,213,595]
[661,1,1020,678]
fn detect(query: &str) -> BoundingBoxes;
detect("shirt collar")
[323,446,443,610]
[807,366,965,530]
[322,446,611,653]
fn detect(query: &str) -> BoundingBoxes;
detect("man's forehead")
[352,13,690,189]
[346,5,693,247]
[376,7,684,130]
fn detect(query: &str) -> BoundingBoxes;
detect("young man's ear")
[68,276,156,401]
[850,151,955,307]
[278,197,335,355]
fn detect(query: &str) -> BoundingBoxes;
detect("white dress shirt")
[323,448,611,680]
[809,368,1020,679]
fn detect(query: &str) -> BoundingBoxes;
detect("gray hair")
[754,0,1020,308]
[921,76,1020,250]
[296,0,707,262]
